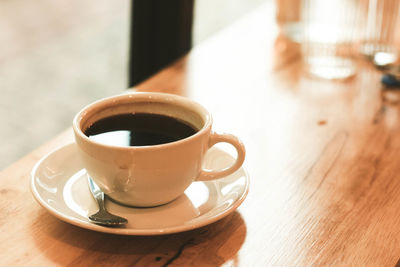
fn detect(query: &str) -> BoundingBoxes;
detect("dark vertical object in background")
[128,0,194,87]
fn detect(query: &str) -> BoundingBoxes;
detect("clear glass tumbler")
[359,0,400,66]
[301,0,359,80]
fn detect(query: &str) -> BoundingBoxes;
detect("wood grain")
[2,2,400,266]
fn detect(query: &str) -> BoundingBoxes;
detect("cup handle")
[196,132,246,181]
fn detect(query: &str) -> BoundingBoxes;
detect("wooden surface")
[2,2,400,266]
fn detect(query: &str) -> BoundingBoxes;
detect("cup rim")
[72,92,212,150]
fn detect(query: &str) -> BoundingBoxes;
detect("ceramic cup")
[73,92,246,207]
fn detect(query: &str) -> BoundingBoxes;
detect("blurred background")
[0,0,268,169]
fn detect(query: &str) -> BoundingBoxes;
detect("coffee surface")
[84,113,197,147]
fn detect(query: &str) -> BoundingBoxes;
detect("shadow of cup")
[30,209,247,266]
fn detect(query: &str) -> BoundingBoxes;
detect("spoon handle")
[87,176,105,210]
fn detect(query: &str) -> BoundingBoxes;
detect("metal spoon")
[87,176,128,226]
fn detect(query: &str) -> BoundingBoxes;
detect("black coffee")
[84,113,197,147]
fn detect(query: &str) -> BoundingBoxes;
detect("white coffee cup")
[73,92,245,207]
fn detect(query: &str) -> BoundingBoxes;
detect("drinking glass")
[358,0,400,66]
[301,0,359,80]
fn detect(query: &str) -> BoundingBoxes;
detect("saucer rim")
[30,143,249,236]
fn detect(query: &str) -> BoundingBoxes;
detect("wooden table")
[2,3,400,266]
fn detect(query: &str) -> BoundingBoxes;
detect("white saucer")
[31,143,249,235]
